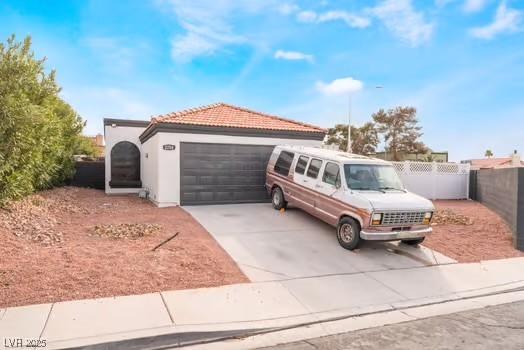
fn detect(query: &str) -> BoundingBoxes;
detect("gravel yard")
[1,188,521,308]
[425,200,524,263]
[0,187,247,308]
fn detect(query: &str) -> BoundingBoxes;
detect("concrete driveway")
[185,203,455,282]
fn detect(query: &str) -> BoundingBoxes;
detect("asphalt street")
[259,301,524,350]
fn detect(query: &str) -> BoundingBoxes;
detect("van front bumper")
[360,227,432,241]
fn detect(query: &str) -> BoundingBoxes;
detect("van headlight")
[423,212,433,225]
[371,213,383,226]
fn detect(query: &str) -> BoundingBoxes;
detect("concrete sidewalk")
[1,257,524,349]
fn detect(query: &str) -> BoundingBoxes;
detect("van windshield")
[344,164,404,191]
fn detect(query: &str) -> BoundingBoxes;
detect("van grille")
[382,211,426,226]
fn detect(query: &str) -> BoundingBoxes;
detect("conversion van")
[266,146,435,250]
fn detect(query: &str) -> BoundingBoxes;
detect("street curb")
[56,286,524,350]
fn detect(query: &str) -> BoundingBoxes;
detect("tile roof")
[468,158,524,169]
[151,103,325,134]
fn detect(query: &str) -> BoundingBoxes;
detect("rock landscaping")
[0,187,247,308]
[425,200,523,263]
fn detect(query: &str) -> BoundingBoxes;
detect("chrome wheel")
[339,223,354,243]
[272,190,281,206]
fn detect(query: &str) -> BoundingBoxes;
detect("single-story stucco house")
[104,103,326,207]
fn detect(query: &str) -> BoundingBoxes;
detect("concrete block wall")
[474,168,524,251]
[518,169,524,251]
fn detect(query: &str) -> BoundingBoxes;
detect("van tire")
[271,187,287,210]
[336,217,361,250]
[401,237,425,246]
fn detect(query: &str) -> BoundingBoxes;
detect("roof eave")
[104,118,150,128]
[139,122,326,144]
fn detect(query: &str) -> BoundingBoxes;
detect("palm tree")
[485,149,494,158]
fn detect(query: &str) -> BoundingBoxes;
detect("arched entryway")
[109,141,141,188]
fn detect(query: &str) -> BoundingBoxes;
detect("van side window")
[294,155,309,175]
[274,151,295,176]
[322,162,340,186]
[306,159,322,179]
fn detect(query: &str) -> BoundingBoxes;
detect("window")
[344,164,403,191]
[274,151,295,176]
[110,141,141,188]
[294,155,309,175]
[322,162,340,187]
[306,159,322,179]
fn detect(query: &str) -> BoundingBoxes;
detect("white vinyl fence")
[391,161,470,200]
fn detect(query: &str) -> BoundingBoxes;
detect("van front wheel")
[401,237,425,246]
[271,187,287,210]
[337,217,361,250]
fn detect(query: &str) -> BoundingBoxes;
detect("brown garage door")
[180,142,275,205]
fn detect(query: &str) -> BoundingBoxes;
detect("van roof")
[277,145,391,165]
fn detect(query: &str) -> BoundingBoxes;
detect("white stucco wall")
[141,134,160,202]
[151,132,322,207]
[105,123,323,206]
[104,124,146,194]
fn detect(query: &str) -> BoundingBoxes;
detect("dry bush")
[432,209,473,226]
[91,223,162,239]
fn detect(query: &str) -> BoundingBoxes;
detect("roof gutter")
[104,118,150,128]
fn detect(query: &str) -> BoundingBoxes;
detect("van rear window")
[306,159,322,179]
[295,155,309,175]
[274,151,295,176]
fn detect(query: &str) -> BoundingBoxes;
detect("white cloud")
[316,77,364,96]
[297,9,370,28]
[318,11,371,28]
[296,10,318,22]
[171,23,245,63]
[84,37,146,73]
[463,0,489,13]
[470,2,522,39]
[435,0,455,7]
[160,0,275,62]
[274,50,314,62]
[369,0,434,46]
[278,3,299,15]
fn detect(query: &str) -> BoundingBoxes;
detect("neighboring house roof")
[151,102,325,134]
[466,158,524,169]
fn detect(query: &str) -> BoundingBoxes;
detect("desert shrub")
[0,35,90,206]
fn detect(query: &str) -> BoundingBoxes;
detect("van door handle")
[315,184,322,188]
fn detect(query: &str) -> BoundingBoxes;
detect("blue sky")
[1,0,523,161]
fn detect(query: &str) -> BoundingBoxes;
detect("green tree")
[0,35,87,205]
[423,154,435,162]
[485,149,493,158]
[325,122,378,155]
[73,135,99,157]
[372,106,427,161]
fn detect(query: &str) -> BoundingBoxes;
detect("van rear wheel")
[337,217,361,250]
[271,187,287,210]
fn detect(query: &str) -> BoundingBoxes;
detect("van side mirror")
[335,174,341,189]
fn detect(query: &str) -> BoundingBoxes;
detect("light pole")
[347,93,352,153]
[346,85,384,154]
